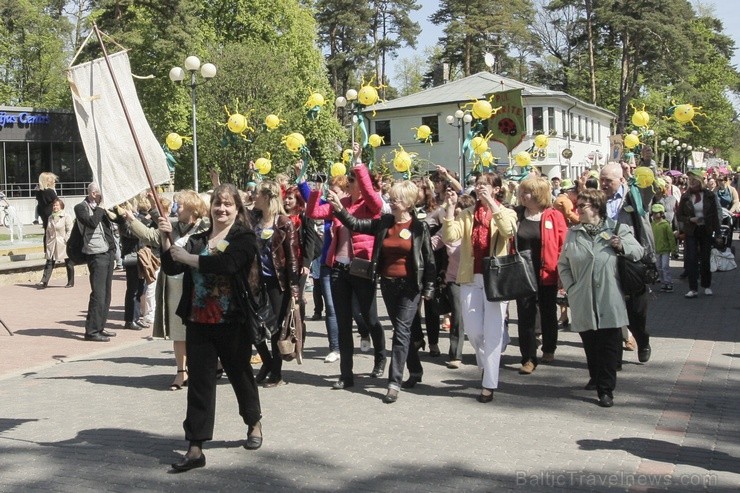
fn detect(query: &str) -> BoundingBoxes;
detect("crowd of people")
[31,149,739,471]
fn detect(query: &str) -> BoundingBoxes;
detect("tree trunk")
[617,31,630,135]
[585,0,597,104]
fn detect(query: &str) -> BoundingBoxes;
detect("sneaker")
[685,290,698,298]
[541,352,555,363]
[446,360,461,369]
[135,318,151,328]
[324,350,340,363]
[665,284,674,293]
[360,337,371,352]
[250,354,262,365]
[519,361,536,374]
[660,284,668,292]
[704,288,713,296]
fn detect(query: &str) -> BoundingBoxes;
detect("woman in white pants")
[441,173,517,403]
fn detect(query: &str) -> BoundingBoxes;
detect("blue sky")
[390,0,740,86]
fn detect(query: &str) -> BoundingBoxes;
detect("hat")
[687,168,706,178]
[588,170,599,179]
[560,178,576,191]
[651,203,665,213]
[655,178,666,190]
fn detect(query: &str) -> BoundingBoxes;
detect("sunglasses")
[576,203,592,210]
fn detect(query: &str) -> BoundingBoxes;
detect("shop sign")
[0,111,52,128]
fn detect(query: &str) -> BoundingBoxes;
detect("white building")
[364,72,616,181]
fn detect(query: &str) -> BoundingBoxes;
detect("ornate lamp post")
[335,89,359,151]
[169,56,217,192]
[445,109,473,180]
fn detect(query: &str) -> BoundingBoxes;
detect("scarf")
[582,219,606,238]
[471,202,493,274]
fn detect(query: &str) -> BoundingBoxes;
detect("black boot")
[38,260,54,288]
[65,259,75,288]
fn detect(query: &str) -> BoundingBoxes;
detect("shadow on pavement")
[0,418,38,434]
[13,327,85,340]
[577,437,740,475]
[41,374,174,391]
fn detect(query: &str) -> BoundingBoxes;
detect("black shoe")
[429,343,441,357]
[171,453,206,472]
[584,379,597,391]
[215,368,224,379]
[370,358,387,378]
[638,345,651,363]
[245,422,263,450]
[332,378,354,390]
[401,374,422,389]
[84,334,109,342]
[263,375,286,388]
[100,329,117,338]
[598,394,614,408]
[255,366,270,384]
[124,321,143,331]
[382,389,398,404]
[476,388,494,403]
[65,283,74,288]
[310,313,322,321]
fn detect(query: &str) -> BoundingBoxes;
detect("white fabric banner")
[68,51,170,207]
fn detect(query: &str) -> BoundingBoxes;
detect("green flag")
[488,89,525,154]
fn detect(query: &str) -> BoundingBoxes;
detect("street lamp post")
[169,56,216,192]
[445,109,473,180]
[335,89,359,152]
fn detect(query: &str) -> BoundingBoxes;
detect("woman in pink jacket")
[306,144,385,389]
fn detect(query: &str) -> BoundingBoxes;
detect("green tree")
[430,0,536,78]
[368,0,421,96]
[85,0,344,189]
[0,0,71,108]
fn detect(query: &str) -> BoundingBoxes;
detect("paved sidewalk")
[0,254,738,491]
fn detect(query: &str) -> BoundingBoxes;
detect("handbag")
[122,251,139,268]
[231,270,278,345]
[349,257,374,280]
[277,297,303,364]
[482,234,537,302]
[615,224,658,296]
[66,220,88,265]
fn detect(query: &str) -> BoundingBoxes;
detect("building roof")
[367,72,616,118]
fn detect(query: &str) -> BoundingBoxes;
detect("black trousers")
[312,276,324,315]
[515,284,558,364]
[124,265,145,323]
[446,283,465,361]
[580,327,621,398]
[85,251,114,336]
[331,267,386,380]
[184,323,261,442]
[380,277,423,389]
[685,225,713,291]
[40,258,74,285]
[624,287,650,353]
[410,297,441,346]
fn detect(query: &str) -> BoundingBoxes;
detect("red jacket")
[539,208,567,286]
[306,164,383,267]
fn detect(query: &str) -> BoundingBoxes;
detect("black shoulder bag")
[482,226,537,302]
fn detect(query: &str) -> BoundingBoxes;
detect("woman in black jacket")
[160,184,263,472]
[327,180,436,403]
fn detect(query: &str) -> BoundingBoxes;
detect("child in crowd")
[651,203,677,292]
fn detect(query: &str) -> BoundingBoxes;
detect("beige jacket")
[441,205,517,285]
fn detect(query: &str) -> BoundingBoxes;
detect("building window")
[420,115,439,143]
[4,142,29,197]
[531,107,543,133]
[374,120,391,146]
[547,107,555,134]
[569,113,574,137]
[562,111,567,136]
[29,142,52,186]
[591,120,595,141]
[577,115,582,138]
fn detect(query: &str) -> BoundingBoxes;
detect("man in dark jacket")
[600,163,655,364]
[74,182,117,342]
